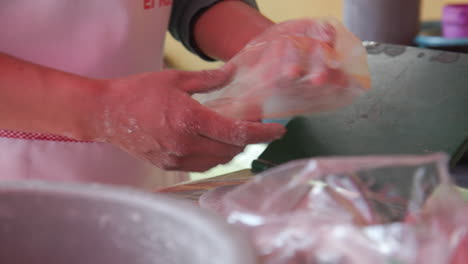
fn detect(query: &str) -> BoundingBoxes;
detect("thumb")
[179,63,235,94]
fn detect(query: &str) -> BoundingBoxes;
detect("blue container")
[415,21,468,52]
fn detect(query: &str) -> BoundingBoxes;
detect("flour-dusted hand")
[201,18,371,121]
[93,66,285,172]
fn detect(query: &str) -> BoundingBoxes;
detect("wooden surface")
[158,169,254,201]
[158,168,468,204]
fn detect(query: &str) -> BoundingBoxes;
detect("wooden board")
[157,170,254,202]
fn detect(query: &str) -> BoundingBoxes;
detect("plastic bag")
[201,18,371,121]
[199,154,468,264]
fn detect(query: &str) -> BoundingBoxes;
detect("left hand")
[91,66,285,172]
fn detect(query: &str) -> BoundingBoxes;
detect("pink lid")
[443,4,468,24]
[443,4,468,38]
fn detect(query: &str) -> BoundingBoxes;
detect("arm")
[0,53,102,140]
[193,0,274,61]
[0,53,284,171]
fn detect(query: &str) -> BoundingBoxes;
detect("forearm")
[193,0,274,61]
[0,53,103,140]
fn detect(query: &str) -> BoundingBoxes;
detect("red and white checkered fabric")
[0,129,88,142]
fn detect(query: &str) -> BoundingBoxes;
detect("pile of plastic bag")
[199,154,468,264]
[201,18,371,121]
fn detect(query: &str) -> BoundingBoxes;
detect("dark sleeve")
[169,0,259,61]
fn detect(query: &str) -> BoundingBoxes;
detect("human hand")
[203,18,370,120]
[92,66,285,172]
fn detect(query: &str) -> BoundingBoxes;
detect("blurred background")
[164,0,464,71]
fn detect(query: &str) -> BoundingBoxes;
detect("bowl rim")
[0,180,257,264]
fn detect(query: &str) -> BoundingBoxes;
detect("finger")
[281,38,310,79]
[174,64,235,94]
[318,21,337,47]
[177,155,235,172]
[193,105,286,146]
[309,68,349,87]
[189,136,245,157]
[205,96,264,121]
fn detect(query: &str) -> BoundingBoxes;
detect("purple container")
[443,4,468,38]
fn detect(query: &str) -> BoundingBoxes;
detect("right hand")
[203,19,367,121]
[229,19,348,86]
[92,66,285,172]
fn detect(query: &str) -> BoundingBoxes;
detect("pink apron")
[0,0,188,189]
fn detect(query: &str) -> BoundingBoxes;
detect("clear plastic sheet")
[199,154,468,264]
[201,18,371,121]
